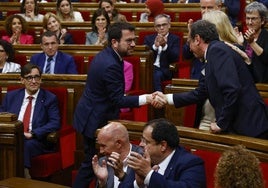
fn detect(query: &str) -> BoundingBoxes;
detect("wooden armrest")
[46,131,59,144]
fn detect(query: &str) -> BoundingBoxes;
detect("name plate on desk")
[0,112,18,122]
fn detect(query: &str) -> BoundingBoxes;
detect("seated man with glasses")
[0,63,61,179]
[236,1,268,83]
[144,14,180,91]
[30,31,78,74]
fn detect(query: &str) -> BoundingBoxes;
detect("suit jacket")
[97,144,143,188]
[120,146,206,188]
[2,33,34,44]
[173,40,268,138]
[144,33,180,78]
[0,88,60,141]
[30,51,78,74]
[73,47,139,138]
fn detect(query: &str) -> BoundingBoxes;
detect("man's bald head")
[98,122,129,143]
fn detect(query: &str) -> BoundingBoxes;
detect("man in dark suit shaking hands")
[73,22,153,188]
[152,20,268,139]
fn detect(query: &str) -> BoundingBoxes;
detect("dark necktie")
[45,57,53,74]
[23,96,34,132]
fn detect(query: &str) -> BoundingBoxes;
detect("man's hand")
[210,122,222,134]
[127,150,151,178]
[106,152,125,179]
[92,155,108,186]
[151,91,167,108]
[24,132,33,139]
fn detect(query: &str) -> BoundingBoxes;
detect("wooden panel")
[0,113,24,180]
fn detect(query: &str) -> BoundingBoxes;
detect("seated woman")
[0,39,21,73]
[2,15,34,45]
[56,0,84,22]
[17,0,44,22]
[85,8,110,45]
[215,145,264,188]
[43,12,73,44]
[139,0,164,22]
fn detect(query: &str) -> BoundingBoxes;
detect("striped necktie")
[45,57,53,74]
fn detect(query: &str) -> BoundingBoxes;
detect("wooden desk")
[0,177,70,188]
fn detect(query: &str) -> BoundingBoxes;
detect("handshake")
[145,91,169,108]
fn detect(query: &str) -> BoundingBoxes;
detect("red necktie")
[23,96,34,132]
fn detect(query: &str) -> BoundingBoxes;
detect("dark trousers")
[153,66,172,92]
[72,136,96,188]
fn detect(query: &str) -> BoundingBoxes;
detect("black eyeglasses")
[24,75,41,82]
[155,23,169,29]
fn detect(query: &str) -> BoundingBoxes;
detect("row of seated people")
[96,119,268,188]
[0,1,203,22]
[0,15,193,96]
[0,0,247,30]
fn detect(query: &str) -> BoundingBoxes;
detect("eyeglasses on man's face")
[246,17,261,22]
[155,23,169,29]
[24,75,41,82]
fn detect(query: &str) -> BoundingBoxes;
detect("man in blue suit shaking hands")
[73,22,153,188]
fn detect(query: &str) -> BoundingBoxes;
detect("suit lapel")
[54,52,60,73]
[163,148,179,178]
[31,89,44,129]
[14,90,25,115]
[107,165,115,188]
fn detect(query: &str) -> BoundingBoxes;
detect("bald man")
[92,122,143,188]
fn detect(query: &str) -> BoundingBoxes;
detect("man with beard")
[72,22,153,188]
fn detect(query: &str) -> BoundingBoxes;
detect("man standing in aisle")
[72,22,153,188]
